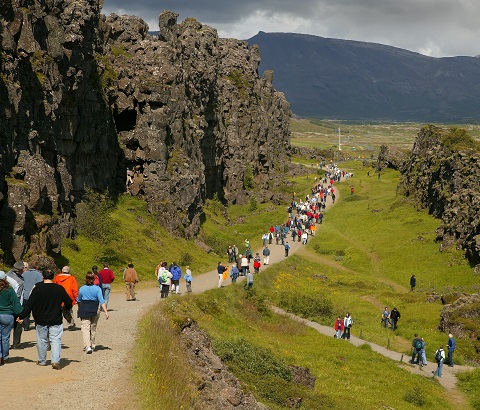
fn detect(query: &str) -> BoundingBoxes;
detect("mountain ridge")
[247,32,480,122]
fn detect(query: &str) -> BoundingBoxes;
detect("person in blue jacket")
[169,262,182,294]
[447,333,456,367]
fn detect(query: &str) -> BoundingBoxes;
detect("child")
[184,266,193,292]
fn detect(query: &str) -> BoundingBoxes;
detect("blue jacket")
[170,265,182,281]
[448,337,456,351]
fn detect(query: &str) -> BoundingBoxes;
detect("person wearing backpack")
[410,334,423,365]
[434,345,445,377]
[157,262,172,298]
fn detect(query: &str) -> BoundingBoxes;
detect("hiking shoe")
[52,362,61,370]
[86,347,93,354]
[37,361,47,366]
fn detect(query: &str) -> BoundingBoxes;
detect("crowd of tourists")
[0,260,139,368]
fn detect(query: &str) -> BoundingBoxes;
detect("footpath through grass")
[135,160,479,409]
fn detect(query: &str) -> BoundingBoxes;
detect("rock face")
[0,3,291,261]
[398,125,480,266]
[181,320,270,410]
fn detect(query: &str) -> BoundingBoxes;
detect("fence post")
[359,329,363,339]
[387,338,390,349]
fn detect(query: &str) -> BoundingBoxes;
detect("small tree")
[243,163,254,190]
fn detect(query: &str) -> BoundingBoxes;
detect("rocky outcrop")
[0,3,291,262]
[0,0,124,262]
[180,319,269,410]
[106,12,291,236]
[438,293,480,362]
[398,125,480,266]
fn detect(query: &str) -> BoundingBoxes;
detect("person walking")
[447,333,456,367]
[230,265,240,283]
[20,262,43,331]
[434,345,445,378]
[17,269,72,369]
[390,307,401,331]
[5,261,25,348]
[410,274,416,291]
[334,316,344,339]
[284,241,291,257]
[98,263,115,309]
[157,262,172,298]
[77,272,109,354]
[0,271,23,365]
[244,270,253,290]
[184,266,193,292]
[169,262,182,294]
[381,307,390,328]
[262,246,271,265]
[217,262,227,288]
[53,266,79,330]
[420,337,428,367]
[123,263,139,301]
[341,312,353,341]
[410,334,423,365]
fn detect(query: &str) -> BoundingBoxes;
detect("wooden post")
[359,329,363,339]
[387,338,390,349]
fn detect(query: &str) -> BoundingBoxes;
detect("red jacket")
[53,274,78,305]
[99,268,115,284]
[334,319,344,331]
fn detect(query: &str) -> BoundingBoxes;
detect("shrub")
[243,163,254,190]
[214,338,292,381]
[75,188,117,244]
[278,291,333,319]
[404,386,426,407]
[248,195,258,211]
[179,252,193,266]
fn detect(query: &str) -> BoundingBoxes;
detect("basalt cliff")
[0,1,291,262]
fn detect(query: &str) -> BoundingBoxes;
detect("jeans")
[342,327,351,340]
[435,361,443,377]
[36,324,63,365]
[448,350,454,366]
[22,299,32,330]
[391,318,397,330]
[102,284,111,308]
[383,317,389,328]
[0,314,14,360]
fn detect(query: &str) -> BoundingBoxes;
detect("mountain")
[247,32,480,122]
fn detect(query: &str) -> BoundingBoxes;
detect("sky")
[102,0,480,58]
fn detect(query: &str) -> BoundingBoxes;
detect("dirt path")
[3,179,334,409]
[271,306,471,407]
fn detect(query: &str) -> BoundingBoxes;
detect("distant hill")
[247,32,480,122]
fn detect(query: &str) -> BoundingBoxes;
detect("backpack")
[159,271,168,284]
[415,340,422,350]
[435,350,442,363]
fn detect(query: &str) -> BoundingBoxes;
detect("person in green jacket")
[0,271,23,365]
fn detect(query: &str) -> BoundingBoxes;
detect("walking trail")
[2,179,471,409]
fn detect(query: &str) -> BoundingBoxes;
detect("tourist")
[447,333,455,367]
[5,261,25,348]
[123,263,139,301]
[158,262,172,298]
[381,307,390,328]
[410,334,423,365]
[390,307,401,330]
[98,263,115,309]
[244,270,253,290]
[434,345,445,378]
[184,266,193,292]
[230,265,240,283]
[217,262,227,288]
[77,272,109,354]
[53,266,79,330]
[334,316,344,338]
[341,312,353,341]
[262,246,271,265]
[410,274,416,291]
[18,269,72,369]
[284,241,291,257]
[20,261,43,331]
[0,271,23,365]
[169,262,182,294]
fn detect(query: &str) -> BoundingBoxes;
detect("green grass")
[61,195,219,288]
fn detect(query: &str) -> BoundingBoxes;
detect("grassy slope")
[135,160,479,409]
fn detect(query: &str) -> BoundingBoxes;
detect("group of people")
[334,312,353,340]
[0,259,142,369]
[410,333,456,378]
[155,261,193,298]
[381,306,401,330]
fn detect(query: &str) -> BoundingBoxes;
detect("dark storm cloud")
[103,0,480,57]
